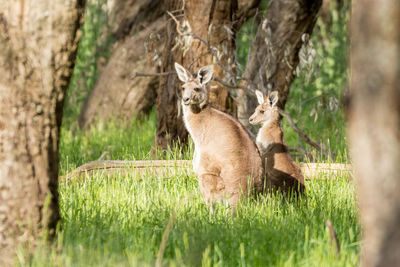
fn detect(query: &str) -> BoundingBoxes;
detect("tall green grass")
[59,112,158,174]
[29,104,360,266]
[59,110,193,176]
[22,168,359,266]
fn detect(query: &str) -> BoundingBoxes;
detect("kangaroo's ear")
[268,91,279,107]
[255,90,265,105]
[197,65,213,85]
[175,62,190,83]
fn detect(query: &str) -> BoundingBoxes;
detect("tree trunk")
[78,0,164,128]
[0,0,84,264]
[155,0,261,150]
[237,0,322,131]
[153,0,188,149]
[348,0,400,266]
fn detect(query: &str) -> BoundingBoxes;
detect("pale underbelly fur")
[192,146,200,173]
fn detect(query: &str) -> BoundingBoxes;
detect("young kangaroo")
[174,63,263,209]
[249,90,305,195]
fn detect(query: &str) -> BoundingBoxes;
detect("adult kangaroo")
[249,90,305,196]
[174,63,263,209]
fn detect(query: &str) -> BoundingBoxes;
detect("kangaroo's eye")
[194,88,201,92]
[260,110,265,114]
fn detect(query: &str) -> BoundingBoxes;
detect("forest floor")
[20,112,360,266]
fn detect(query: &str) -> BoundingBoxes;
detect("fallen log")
[300,162,352,178]
[62,160,352,181]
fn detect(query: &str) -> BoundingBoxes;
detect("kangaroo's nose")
[249,117,253,122]
[183,97,190,103]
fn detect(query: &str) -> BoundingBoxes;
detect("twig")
[278,108,333,160]
[97,151,111,161]
[301,93,328,106]
[236,76,252,82]
[212,77,254,94]
[131,71,174,79]
[288,146,313,161]
[167,10,184,35]
[155,210,176,267]
[326,220,340,255]
[155,194,194,267]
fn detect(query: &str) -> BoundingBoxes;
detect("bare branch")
[167,10,184,35]
[288,146,314,161]
[278,108,333,160]
[131,71,174,79]
[156,209,176,267]
[326,220,340,255]
[212,77,254,94]
[97,151,111,161]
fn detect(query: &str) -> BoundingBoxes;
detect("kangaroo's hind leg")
[198,174,226,212]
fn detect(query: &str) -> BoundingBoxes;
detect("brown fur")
[175,63,264,209]
[249,91,305,195]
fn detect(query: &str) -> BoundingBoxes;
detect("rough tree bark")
[78,0,164,128]
[0,0,84,265]
[155,0,261,150]
[348,0,400,266]
[237,0,322,131]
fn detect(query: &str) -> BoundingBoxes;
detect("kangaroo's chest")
[183,109,207,173]
[256,134,273,153]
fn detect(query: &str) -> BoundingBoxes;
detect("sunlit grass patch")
[23,166,360,266]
